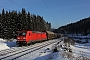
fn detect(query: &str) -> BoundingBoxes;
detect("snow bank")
[0,43,10,51]
[0,38,7,42]
[0,38,17,51]
[0,38,10,51]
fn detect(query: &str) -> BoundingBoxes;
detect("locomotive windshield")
[18,32,26,36]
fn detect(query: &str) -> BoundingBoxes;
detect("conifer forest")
[0,8,51,39]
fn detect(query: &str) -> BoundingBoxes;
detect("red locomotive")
[17,30,62,46]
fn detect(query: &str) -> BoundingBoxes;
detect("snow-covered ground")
[0,36,90,60]
[71,39,90,59]
[18,42,69,60]
[0,38,17,51]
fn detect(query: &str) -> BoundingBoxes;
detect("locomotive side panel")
[26,31,32,43]
[41,32,47,40]
[26,31,47,43]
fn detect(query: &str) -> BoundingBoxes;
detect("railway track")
[0,39,60,60]
[0,47,24,56]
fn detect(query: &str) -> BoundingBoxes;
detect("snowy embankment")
[0,43,10,50]
[0,38,69,60]
[0,36,90,60]
[69,35,90,60]
[0,38,17,51]
[71,39,90,59]
[17,39,69,60]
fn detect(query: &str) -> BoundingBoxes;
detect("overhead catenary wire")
[8,0,23,8]
[47,0,57,21]
[56,0,65,21]
[0,0,23,11]
[43,0,56,21]
[0,6,10,11]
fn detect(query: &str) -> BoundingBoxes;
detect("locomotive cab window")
[19,32,26,36]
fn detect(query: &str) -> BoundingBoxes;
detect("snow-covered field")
[0,36,90,60]
[71,40,90,60]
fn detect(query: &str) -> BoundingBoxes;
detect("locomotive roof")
[19,30,45,33]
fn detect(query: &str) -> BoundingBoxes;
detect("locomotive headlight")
[17,37,20,39]
[23,37,26,39]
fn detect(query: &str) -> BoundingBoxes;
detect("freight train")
[16,30,62,46]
